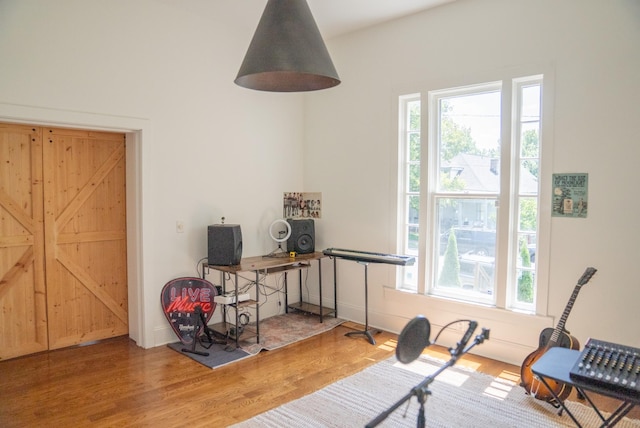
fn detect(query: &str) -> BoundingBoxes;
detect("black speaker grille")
[286,219,315,254]
[208,225,243,265]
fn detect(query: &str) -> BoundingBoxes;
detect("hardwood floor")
[0,322,636,427]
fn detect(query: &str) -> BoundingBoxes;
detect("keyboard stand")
[343,261,379,345]
[324,248,414,346]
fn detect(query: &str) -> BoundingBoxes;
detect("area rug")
[239,312,345,355]
[169,313,345,369]
[231,354,640,427]
[167,340,252,369]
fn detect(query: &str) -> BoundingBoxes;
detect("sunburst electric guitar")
[519,267,597,405]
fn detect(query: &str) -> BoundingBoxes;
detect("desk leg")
[345,262,379,345]
[222,273,228,343]
[577,387,636,428]
[234,272,239,349]
[299,269,303,309]
[536,375,582,427]
[318,258,323,323]
[606,402,635,427]
[255,270,260,344]
[578,387,607,422]
[284,271,289,314]
[536,379,634,428]
[333,257,338,318]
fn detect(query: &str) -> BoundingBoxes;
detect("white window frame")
[426,81,502,307]
[397,93,421,292]
[397,70,552,315]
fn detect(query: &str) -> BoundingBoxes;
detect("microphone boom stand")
[366,328,490,428]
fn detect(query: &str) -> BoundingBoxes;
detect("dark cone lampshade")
[235,0,340,92]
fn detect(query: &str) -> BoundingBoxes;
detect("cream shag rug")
[232,354,640,427]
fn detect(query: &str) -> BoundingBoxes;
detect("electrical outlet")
[176,221,184,233]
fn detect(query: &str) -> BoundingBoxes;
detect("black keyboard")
[323,248,415,266]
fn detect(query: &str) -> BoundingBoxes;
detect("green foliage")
[517,239,534,303]
[409,101,421,131]
[441,113,476,162]
[519,198,538,232]
[438,229,461,286]
[440,174,466,192]
[440,99,500,162]
[522,129,539,178]
[408,103,420,212]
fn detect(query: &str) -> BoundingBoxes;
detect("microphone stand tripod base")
[345,328,380,345]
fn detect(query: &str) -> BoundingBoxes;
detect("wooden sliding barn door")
[0,123,128,359]
[0,124,48,359]
[43,128,128,350]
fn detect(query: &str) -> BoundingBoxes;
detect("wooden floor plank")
[0,324,636,427]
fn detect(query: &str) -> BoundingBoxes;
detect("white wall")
[0,0,306,348]
[306,0,640,364]
[1,0,639,365]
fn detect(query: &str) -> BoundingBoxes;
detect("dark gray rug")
[167,340,251,369]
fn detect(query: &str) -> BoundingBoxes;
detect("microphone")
[452,320,477,356]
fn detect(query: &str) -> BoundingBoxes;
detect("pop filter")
[396,315,431,364]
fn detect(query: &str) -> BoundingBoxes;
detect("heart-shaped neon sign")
[161,277,217,345]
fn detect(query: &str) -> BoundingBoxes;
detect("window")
[398,75,544,312]
[398,95,421,291]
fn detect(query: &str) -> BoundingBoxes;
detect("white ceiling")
[307,0,455,38]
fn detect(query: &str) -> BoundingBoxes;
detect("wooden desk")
[531,347,639,427]
[205,252,336,348]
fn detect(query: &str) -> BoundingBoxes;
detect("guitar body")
[537,327,577,349]
[520,328,580,405]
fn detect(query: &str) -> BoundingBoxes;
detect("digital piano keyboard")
[323,248,415,266]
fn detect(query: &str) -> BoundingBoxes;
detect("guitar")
[519,267,597,406]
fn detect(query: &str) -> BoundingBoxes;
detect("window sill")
[383,286,554,364]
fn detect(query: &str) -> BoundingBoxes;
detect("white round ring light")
[269,219,291,243]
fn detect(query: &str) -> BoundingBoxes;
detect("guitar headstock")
[578,267,597,286]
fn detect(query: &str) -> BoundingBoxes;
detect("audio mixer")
[570,338,640,396]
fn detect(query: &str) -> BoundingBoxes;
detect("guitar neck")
[549,284,580,344]
[548,267,597,346]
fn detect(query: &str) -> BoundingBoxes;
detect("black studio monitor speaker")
[287,219,315,254]
[208,224,243,265]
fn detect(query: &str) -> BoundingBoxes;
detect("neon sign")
[161,277,217,345]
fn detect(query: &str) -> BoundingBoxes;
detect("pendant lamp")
[235,0,340,92]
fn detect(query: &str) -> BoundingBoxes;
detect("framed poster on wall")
[552,173,588,218]
[283,192,322,219]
